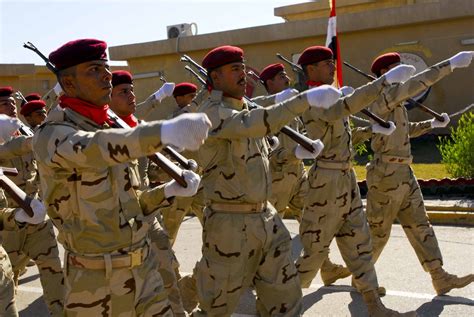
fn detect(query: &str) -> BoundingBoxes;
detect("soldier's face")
[307,59,336,85]
[212,62,247,99]
[266,71,291,94]
[62,60,112,107]
[0,96,17,117]
[25,108,47,127]
[175,92,197,108]
[110,83,136,116]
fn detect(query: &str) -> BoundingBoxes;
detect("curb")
[426,211,474,226]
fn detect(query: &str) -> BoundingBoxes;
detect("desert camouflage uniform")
[295,76,391,291]
[0,199,19,317]
[365,60,453,271]
[193,90,313,316]
[33,107,175,316]
[0,135,64,316]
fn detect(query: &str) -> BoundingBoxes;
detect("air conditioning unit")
[167,23,197,39]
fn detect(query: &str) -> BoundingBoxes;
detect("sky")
[0,0,308,65]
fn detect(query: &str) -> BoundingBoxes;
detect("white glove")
[53,82,63,96]
[294,139,324,159]
[154,82,175,102]
[305,85,342,109]
[0,114,21,143]
[164,170,201,198]
[161,113,212,151]
[384,64,416,84]
[268,136,280,151]
[14,199,47,225]
[449,51,473,71]
[431,113,450,128]
[274,88,299,103]
[340,86,355,97]
[371,121,396,136]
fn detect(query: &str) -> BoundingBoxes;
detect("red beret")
[20,100,46,116]
[21,93,42,106]
[112,70,133,87]
[371,52,401,76]
[298,46,333,66]
[259,63,285,83]
[173,82,197,97]
[202,45,244,71]
[49,39,107,71]
[0,86,14,97]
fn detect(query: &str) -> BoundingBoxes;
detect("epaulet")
[210,90,223,102]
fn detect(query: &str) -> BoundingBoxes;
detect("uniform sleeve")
[408,120,433,138]
[370,60,452,116]
[33,121,166,169]
[202,95,309,140]
[0,136,32,160]
[251,94,277,107]
[135,95,158,120]
[138,184,171,216]
[352,126,373,145]
[306,75,388,123]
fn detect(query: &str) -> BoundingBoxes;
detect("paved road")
[16,218,474,316]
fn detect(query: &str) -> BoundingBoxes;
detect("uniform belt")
[210,202,266,214]
[67,244,149,270]
[376,154,413,165]
[316,160,352,170]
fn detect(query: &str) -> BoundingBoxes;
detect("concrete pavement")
[16,217,474,316]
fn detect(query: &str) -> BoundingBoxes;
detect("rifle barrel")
[0,174,34,217]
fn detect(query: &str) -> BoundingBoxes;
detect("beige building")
[108,0,473,122]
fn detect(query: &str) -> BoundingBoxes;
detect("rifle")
[23,41,188,187]
[181,54,317,153]
[12,91,35,136]
[276,53,391,129]
[0,167,34,217]
[343,61,445,122]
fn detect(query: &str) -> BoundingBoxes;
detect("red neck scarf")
[60,96,113,126]
[306,80,324,88]
[118,114,138,128]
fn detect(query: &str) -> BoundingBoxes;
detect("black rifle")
[276,53,391,129]
[181,54,317,153]
[343,61,445,122]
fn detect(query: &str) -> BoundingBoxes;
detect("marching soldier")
[255,63,352,287]
[134,81,177,121]
[0,86,64,316]
[192,45,346,316]
[365,51,474,295]
[110,70,186,316]
[294,46,416,316]
[20,98,47,129]
[32,38,210,315]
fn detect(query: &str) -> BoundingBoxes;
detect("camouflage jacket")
[367,59,452,158]
[196,90,309,205]
[0,135,38,207]
[32,107,172,255]
[302,76,389,163]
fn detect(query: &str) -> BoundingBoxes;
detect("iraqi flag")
[325,0,343,87]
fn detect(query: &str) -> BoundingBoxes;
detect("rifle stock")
[0,171,34,217]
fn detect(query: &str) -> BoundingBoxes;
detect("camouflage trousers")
[149,218,185,316]
[1,218,63,316]
[269,162,307,223]
[160,194,204,246]
[195,204,302,316]
[366,161,443,271]
[64,244,173,316]
[0,245,17,317]
[296,166,378,292]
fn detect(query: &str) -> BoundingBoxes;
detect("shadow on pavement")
[416,295,474,317]
[20,297,49,317]
[303,285,364,315]
[18,273,40,285]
